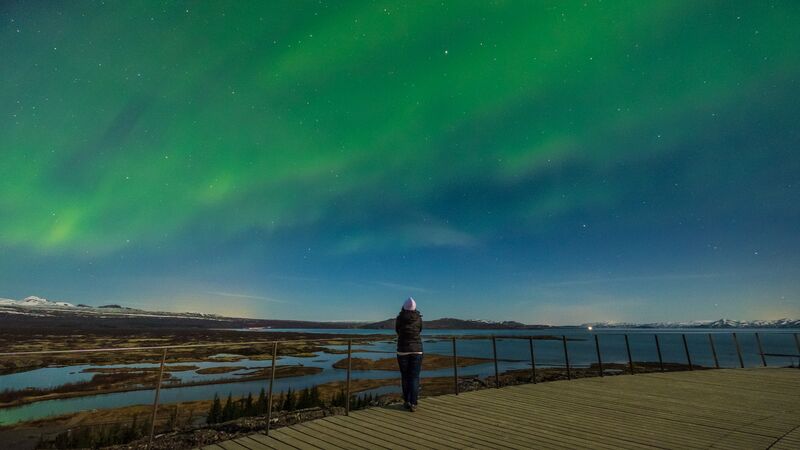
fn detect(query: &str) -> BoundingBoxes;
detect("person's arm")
[395,315,401,334]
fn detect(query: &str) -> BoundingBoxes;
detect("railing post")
[795,333,800,368]
[594,334,603,377]
[562,335,571,380]
[147,348,167,450]
[708,334,719,368]
[624,334,634,375]
[491,336,500,388]
[266,341,278,435]
[345,339,352,414]
[654,334,664,372]
[733,332,745,368]
[452,337,459,395]
[682,334,693,370]
[755,332,767,367]
[529,336,537,383]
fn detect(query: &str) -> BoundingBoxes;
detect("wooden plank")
[266,429,322,450]
[422,396,662,450]
[579,379,800,402]
[311,417,403,450]
[369,404,547,449]
[772,428,800,449]
[349,410,466,449]
[524,379,799,416]
[331,412,446,450]
[429,392,726,448]
[218,440,253,450]
[320,416,414,449]
[358,408,514,450]
[495,384,792,436]
[560,372,800,398]
[509,377,791,401]
[230,437,270,450]
[235,436,281,450]
[486,385,779,428]
[420,395,655,449]
[457,391,772,449]
[399,410,557,449]
[446,384,792,448]
[417,401,627,450]
[279,425,346,449]
[294,421,375,450]
[576,371,800,398]
[248,432,306,450]
[712,430,778,450]
[438,388,758,448]
[367,406,522,450]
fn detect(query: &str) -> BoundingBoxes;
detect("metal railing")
[0,337,360,449]
[1,331,798,449]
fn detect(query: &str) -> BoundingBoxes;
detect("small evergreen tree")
[257,388,267,414]
[207,394,222,424]
[221,393,234,422]
[244,392,254,416]
[330,389,347,407]
[310,385,321,407]
[167,404,179,430]
[107,423,122,445]
[283,388,295,411]
[298,387,310,409]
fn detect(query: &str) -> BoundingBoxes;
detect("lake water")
[0,328,797,425]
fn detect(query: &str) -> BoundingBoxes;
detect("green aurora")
[1,1,799,322]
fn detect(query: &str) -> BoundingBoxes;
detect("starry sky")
[1,1,799,324]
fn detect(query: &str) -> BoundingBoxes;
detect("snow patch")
[582,318,800,329]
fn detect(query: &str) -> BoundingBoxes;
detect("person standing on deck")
[396,297,423,412]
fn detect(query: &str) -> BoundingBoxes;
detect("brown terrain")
[0,328,381,376]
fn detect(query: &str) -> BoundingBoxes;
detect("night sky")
[1,1,799,323]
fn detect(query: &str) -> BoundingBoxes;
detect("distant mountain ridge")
[360,317,549,330]
[583,318,800,329]
[0,295,554,331]
[0,296,75,308]
[1,295,797,330]
[0,295,225,321]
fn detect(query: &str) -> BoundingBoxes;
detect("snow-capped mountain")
[0,295,223,320]
[17,296,75,308]
[0,296,75,308]
[582,318,800,329]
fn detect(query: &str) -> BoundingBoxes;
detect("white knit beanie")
[402,297,416,311]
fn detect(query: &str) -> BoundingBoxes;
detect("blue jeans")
[397,354,423,405]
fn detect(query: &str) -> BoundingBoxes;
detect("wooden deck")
[201,368,800,449]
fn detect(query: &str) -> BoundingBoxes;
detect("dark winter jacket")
[395,309,423,353]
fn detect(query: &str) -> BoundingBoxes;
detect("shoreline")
[0,365,322,410]
[0,348,506,409]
